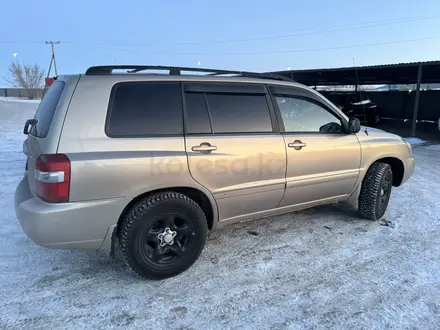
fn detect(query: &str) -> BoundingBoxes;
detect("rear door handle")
[191,143,217,153]
[288,140,307,150]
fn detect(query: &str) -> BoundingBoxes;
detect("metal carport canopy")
[268,60,440,137]
[268,60,440,86]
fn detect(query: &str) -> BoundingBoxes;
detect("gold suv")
[14,65,415,280]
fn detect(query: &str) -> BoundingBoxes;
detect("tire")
[358,162,393,221]
[119,192,208,280]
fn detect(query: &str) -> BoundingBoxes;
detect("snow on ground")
[403,137,427,145]
[0,97,41,104]
[1,100,440,329]
[424,144,440,151]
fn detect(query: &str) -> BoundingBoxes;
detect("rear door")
[183,82,287,222]
[24,76,79,195]
[269,85,361,207]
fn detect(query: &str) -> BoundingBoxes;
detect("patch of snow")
[0,97,41,104]
[351,99,372,106]
[403,137,426,145]
[424,144,440,151]
[0,101,440,329]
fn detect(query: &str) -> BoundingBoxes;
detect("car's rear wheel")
[119,192,208,280]
[358,162,393,221]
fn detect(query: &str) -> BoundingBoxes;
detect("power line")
[165,14,440,45]
[194,36,440,56]
[62,14,440,47]
[2,14,439,47]
[64,35,440,56]
[0,40,44,44]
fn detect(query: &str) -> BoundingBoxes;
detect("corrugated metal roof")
[268,60,440,85]
[270,60,440,74]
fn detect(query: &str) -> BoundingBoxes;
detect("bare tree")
[4,62,45,99]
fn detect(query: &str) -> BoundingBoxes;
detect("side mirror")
[348,117,361,133]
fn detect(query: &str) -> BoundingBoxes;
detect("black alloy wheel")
[119,192,208,280]
[139,213,195,266]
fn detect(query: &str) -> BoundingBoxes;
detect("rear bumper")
[14,174,130,251]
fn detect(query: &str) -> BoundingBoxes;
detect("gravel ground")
[1,100,439,330]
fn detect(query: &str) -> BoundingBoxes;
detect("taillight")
[35,154,70,203]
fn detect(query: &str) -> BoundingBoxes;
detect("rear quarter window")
[32,81,65,138]
[106,82,183,137]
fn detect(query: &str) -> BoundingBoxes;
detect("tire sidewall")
[374,166,393,219]
[359,162,393,221]
[122,194,207,279]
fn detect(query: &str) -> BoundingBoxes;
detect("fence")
[0,88,44,99]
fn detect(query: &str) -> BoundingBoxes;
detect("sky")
[1,0,440,85]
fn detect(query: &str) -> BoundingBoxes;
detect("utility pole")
[45,41,60,76]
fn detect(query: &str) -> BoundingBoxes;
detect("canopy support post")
[411,64,423,137]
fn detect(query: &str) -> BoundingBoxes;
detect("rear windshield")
[31,81,65,138]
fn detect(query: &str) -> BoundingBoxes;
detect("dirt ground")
[1,100,439,330]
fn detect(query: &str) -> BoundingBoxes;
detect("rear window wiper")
[23,119,38,135]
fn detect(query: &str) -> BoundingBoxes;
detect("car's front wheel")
[358,162,393,220]
[119,192,208,280]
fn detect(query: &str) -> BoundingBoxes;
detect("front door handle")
[288,140,307,150]
[191,143,217,154]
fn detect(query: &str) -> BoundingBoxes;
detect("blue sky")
[1,0,440,84]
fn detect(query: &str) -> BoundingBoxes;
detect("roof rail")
[85,65,294,82]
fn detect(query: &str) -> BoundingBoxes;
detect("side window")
[106,82,183,137]
[275,96,343,133]
[205,93,273,134]
[185,92,212,134]
[32,80,65,138]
